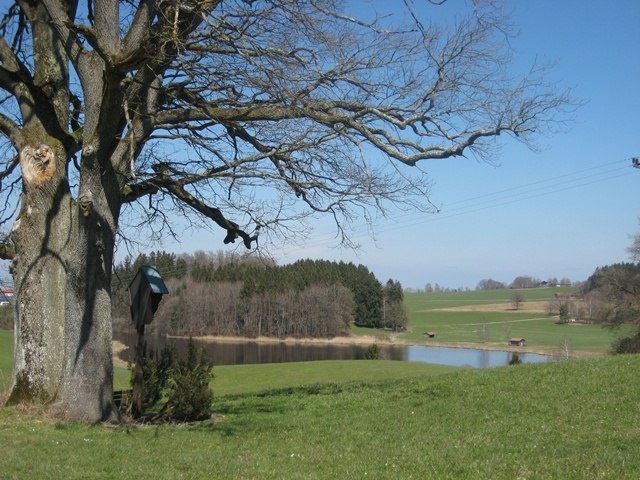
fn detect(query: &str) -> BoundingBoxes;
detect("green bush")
[160,341,214,421]
[129,339,214,422]
[558,303,570,324]
[364,343,380,360]
[135,344,175,407]
[612,331,640,354]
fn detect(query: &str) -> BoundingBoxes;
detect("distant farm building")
[510,338,526,347]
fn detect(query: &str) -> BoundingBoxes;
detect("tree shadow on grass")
[204,383,352,435]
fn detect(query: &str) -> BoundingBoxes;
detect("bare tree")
[553,336,573,361]
[0,1,571,420]
[510,276,541,289]
[628,220,640,262]
[502,319,513,341]
[476,278,506,290]
[477,321,490,343]
[511,292,525,310]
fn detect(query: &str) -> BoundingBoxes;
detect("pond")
[115,331,550,369]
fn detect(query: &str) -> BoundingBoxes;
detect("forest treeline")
[579,262,640,353]
[112,251,407,338]
[582,263,640,325]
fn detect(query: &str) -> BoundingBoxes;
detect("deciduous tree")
[510,276,540,289]
[628,220,640,262]
[0,0,571,420]
[511,292,524,310]
[476,278,506,290]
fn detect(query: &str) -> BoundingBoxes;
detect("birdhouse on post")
[128,265,168,418]
[128,265,169,330]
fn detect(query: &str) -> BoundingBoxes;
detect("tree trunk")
[57,231,119,422]
[7,143,71,404]
[56,160,121,422]
[7,139,120,422]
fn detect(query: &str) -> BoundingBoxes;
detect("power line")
[114,156,637,271]
[286,157,636,251]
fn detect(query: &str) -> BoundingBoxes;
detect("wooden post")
[127,266,169,419]
[132,323,145,419]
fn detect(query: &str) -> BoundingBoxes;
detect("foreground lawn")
[2,354,640,479]
[213,359,457,396]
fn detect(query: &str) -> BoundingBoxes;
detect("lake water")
[115,332,550,368]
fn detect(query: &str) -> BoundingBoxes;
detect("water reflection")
[114,332,549,369]
[403,345,545,368]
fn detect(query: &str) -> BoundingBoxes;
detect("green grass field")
[0,329,13,391]
[2,354,640,478]
[213,359,457,396]
[2,284,640,479]
[393,289,630,354]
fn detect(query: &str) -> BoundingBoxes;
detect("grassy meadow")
[0,328,12,391]
[393,288,629,354]
[2,352,640,478]
[2,287,640,478]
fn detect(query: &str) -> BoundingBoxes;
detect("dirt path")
[448,316,549,326]
[424,301,550,314]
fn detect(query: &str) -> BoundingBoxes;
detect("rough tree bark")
[9,141,71,405]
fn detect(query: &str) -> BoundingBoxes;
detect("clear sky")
[3,1,634,291]
[152,0,640,290]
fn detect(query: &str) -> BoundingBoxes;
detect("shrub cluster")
[364,343,381,360]
[129,339,214,422]
[612,331,640,354]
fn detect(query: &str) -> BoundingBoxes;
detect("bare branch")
[39,0,84,63]
[0,112,21,146]
[120,0,155,63]
[0,33,35,106]
[153,166,257,248]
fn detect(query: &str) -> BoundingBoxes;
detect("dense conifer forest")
[112,251,407,338]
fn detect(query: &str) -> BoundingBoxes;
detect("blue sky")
[3,1,630,291]
[0,1,635,294]
[153,0,640,290]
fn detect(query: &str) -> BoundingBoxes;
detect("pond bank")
[166,333,599,357]
[113,329,602,369]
